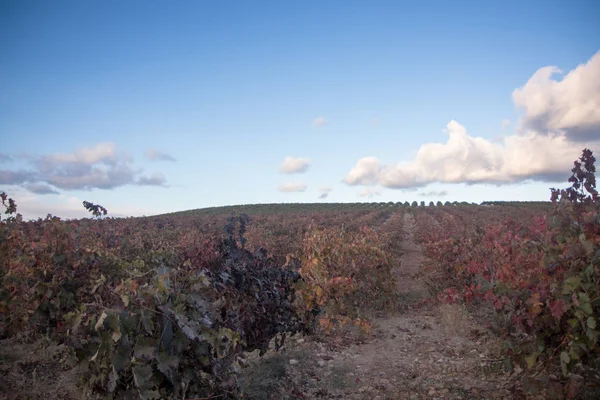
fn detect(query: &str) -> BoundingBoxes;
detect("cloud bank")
[0,143,168,194]
[22,183,59,195]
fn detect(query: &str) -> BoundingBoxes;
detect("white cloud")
[45,142,117,165]
[279,156,311,174]
[359,188,381,198]
[278,182,307,192]
[344,120,599,189]
[312,116,327,127]
[343,156,382,186]
[145,149,176,162]
[512,50,600,141]
[137,172,168,186]
[343,52,600,190]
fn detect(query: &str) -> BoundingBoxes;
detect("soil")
[240,212,521,399]
[0,338,84,400]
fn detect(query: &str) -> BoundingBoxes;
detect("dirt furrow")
[244,211,515,399]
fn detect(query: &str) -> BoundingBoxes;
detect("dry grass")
[238,352,288,399]
[438,303,471,337]
[239,347,311,399]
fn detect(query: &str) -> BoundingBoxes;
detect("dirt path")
[393,212,428,301]
[243,212,516,399]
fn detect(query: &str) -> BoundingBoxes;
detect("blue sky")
[1,0,599,218]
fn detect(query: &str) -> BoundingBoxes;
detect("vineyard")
[0,150,599,399]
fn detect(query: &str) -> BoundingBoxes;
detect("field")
[1,152,599,399]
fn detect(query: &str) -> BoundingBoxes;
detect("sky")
[1,0,599,219]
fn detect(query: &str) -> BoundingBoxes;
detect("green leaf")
[578,292,591,303]
[588,316,597,329]
[587,328,598,343]
[525,352,539,369]
[119,311,136,334]
[568,318,579,328]
[139,390,161,400]
[560,351,570,364]
[63,310,83,330]
[134,345,156,361]
[107,366,118,393]
[132,364,154,390]
[562,276,581,294]
[569,347,580,361]
[140,309,154,335]
[580,302,593,315]
[112,345,131,372]
[560,351,570,376]
[157,352,179,383]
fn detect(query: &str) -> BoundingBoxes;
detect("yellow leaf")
[94,311,107,331]
[89,348,100,362]
[524,352,538,369]
[528,293,543,315]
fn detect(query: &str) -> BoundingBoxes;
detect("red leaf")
[549,299,568,320]
[571,293,579,307]
[493,297,504,310]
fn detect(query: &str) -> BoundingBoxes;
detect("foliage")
[0,193,404,398]
[415,149,600,397]
[83,200,108,217]
[74,215,306,398]
[294,225,396,334]
[551,149,599,206]
[1,192,18,219]
[0,191,21,335]
[0,208,308,398]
